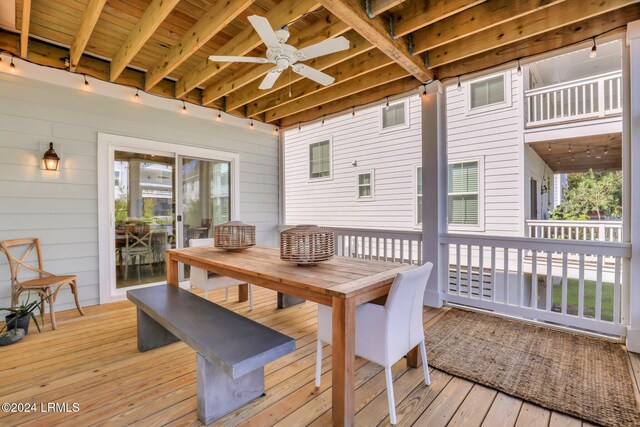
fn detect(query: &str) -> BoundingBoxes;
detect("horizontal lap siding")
[446,70,522,236]
[0,74,279,312]
[284,95,422,230]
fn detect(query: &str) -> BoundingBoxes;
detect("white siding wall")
[446,70,522,236]
[284,94,422,230]
[0,74,279,313]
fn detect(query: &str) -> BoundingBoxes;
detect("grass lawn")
[550,278,615,322]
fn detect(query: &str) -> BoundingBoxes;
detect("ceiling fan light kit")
[208,15,350,90]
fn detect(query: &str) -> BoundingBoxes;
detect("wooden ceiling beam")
[144,0,255,91]
[203,16,352,106]
[280,77,419,127]
[412,0,566,53]
[19,0,32,58]
[368,0,405,16]
[313,0,433,81]
[392,0,484,38]
[434,6,637,78]
[223,32,371,111]
[175,0,319,98]
[264,63,409,122]
[424,0,636,68]
[109,0,181,82]
[248,49,392,117]
[69,0,108,72]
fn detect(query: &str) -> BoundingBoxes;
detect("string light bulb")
[249,118,254,128]
[298,122,301,132]
[568,144,572,152]
[217,109,222,121]
[352,107,355,117]
[83,75,89,86]
[321,115,325,125]
[517,59,522,77]
[590,37,597,59]
[457,76,461,91]
[587,146,591,157]
[604,146,609,155]
[571,153,575,162]
[384,97,390,111]
[181,100,187,113]
[548,144,552,152]
[10,56,15,72]
[421,84,427,97]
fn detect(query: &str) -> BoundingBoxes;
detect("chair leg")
[420,339,430,386]
[49,294,57,330]
[385,367,397,425]
[224,288,228,302]
[71,280,85,316]
[315,339,323,388]
[249,285,253,311]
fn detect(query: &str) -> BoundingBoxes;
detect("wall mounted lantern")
[43,143,60,171]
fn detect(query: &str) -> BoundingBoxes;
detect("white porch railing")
[525,71,622,127]
[527,220,623,242]
[332,226,422,264]
[440,234,630,337]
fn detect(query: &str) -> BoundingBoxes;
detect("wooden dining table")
[165,245,419,427]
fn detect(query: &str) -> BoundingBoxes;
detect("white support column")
[625,21,640,353]
[422,81,446,307]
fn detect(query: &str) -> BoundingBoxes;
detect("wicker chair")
[0,238,84,330]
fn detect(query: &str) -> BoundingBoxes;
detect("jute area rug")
[425,309,640,427]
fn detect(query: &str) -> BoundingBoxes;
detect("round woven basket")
[280,225,334,265]
[214,221,256,251]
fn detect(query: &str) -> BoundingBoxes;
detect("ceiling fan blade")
[208,55,268,63]
[296,37,350,61]
[292,64,335,86]
[258,68,283,90]
[247,15,281,49]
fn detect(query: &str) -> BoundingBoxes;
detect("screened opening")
[448,161,479,225]
[470,75,505,109]
[309,140,331,179]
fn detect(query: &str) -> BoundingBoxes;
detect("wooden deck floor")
[1,286,637,426]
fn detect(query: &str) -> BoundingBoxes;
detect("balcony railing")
[527,220,623,242]
[525,71,622,127]
[332,226,423,264]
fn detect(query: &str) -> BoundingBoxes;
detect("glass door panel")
[179,157,231,278]
[114,150,175,288]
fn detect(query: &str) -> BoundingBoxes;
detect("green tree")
[551,170,622,220]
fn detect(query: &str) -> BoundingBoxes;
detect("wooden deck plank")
[0,286,596,427]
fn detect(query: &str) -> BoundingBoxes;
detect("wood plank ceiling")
[4,0,639,128]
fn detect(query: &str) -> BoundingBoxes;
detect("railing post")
[599,223,606,241]
[597,78,605,117]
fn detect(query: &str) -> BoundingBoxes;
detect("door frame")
[97,133,240,304]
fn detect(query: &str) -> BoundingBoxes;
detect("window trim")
[465,71,512,115]
[447,157,485,232]
[307,136,333,182]
[379,98,410,133]
[355,169,375,201]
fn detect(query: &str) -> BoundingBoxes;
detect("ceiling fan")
[208,15,350,90]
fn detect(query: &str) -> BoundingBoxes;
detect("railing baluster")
[616,77,621,109]
[578,253,585,318]
[456,244,461,296]
[561,252,568,315]
[596,254,603,321]
[504,247,509,304]
[468,244,473,297]
[384,238,388,261]
[531,251,538,310]
[546,251,553,312]
[479,246,484,300]
[517,248,523,307]
[408,239,413,264]
[582,84,586,114]
[400,239,405,264]
[614,257,621,324]
[491,247,496,302]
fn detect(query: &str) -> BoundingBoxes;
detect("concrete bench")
[127,284,295,425]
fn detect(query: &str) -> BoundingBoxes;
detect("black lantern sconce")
[43,143,60,171]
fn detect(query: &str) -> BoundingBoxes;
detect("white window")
[357,170,374,200]
[470,75,505,109]
[448,161,480,226]
[309,139,331,179]
[416,167,422,225]
[380,99,409,131]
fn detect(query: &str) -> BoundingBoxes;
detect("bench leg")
[137,308,180,352]
[277,292,306,309]
[197,353,264,425]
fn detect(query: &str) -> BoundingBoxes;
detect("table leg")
[166,252,179,286]
[407,345,423,368]
[332,296,356,427]
[238,284,249,302]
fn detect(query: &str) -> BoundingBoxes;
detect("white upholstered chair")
[189,238,253,310]
[315,262,433,424]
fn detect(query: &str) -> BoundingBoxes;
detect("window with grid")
[448,162,479,225]
[382,102,406,129]
[309,140,331,179]
[470,75,505,109]
[357,172,372,199]
[416,167,422,224]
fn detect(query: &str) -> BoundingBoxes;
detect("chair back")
[188,238,214,289]
[385,262,434,354]
[0,238,48,294]
[189,238,214,248]
[125,223,152,252]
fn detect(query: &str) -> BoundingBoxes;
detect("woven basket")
[280,225,334,265]
[214,221,256,251]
